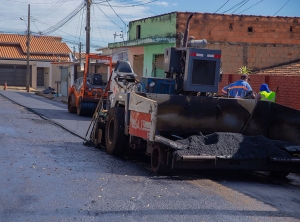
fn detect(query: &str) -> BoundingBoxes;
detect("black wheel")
[105,107,126,155]
[77,97,84,116]
[151,145,171,174]
[68,94,76,113]
[269,171,290,178]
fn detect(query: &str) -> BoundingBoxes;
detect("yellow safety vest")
[259,91,276,103]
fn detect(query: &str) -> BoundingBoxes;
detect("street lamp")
[20,4,30,92]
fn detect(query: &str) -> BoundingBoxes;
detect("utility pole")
[85,0,91,76]
[73,46,76,59]
[113,31,123,42]
[86,0,91,55]
[26,4,31,92]
[79,42,82,71]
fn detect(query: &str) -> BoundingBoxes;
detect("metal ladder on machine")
[83,73,112,146]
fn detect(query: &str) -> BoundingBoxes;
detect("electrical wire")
[214,0,230,14]
[231,0,249,14]
[222,0,248,14]
[94,3,123,29]
[273,0,290,16]
[92,5,106,44]
[35,0,68,19]
[32,20,41,35]
[93,0,158,7]
[143,4,156,15]
[41,2,84,35]
[237,0,264,14]
[105,0,126,27]
[3,0,78,4]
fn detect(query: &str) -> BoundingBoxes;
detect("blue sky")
[1,0,299,52]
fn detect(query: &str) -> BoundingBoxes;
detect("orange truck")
[68,54,112,116]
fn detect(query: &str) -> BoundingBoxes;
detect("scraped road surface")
[0,90,300,222]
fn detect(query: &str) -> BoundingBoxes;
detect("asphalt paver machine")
[85,14,300,176]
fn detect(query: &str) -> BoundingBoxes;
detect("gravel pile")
[175,132,294,159]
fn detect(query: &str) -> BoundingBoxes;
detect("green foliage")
[238,66,252,74]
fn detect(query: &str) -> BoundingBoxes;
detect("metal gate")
[0,64,30,86]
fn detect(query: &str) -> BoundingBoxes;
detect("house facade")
[0,34,72,90]
[108,12,300,78]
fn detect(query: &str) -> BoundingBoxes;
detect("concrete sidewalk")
[0,85,68,104]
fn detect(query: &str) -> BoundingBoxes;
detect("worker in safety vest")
[222,74,253,99]
[255,83,276,103]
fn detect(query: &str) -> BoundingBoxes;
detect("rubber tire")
[77,97,84,116]
[105,107,126,155]
[151,145,171,174]
[68,94,76,113]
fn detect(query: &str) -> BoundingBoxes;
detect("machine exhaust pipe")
[182,13,194,48]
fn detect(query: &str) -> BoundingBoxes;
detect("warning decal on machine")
[129,110,151,140]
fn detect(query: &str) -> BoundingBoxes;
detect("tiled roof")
[255,62,300,75]
[74,52,86,60]
[0,34,71,61]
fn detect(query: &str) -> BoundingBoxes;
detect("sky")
[1,0,299,52]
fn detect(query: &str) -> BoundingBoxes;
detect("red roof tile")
[0,34,71,61]
[255,62,300,75]
[75,52,86,60]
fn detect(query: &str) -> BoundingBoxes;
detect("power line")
[231,0,249,14]
[105,0,126,27]
[92,4,106,45]
[94,3,123,29]
[93,0,158,7]
[214,0,230,14]
[222,0,247,14]
[273,0,290,16]
[35,0,68,19]
[41,2,84,35]
[237,0,264,14]
[79,6,85,41]
[143,4,156,15]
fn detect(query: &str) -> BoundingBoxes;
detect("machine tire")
[105,107,126,155]
[151,145,171,174]
[77,97,84,116]
[68,94,76,113]
[269,171,290,178]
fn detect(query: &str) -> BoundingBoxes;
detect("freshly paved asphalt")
[1,88,300,221]
[0,89,92,140]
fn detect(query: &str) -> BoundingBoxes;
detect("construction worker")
[255,83,276,103]
[222,74,253,99]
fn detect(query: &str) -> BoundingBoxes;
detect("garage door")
[0,64,31,86]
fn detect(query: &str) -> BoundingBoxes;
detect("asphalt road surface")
[0,91,300,222]
[0,90,91,139]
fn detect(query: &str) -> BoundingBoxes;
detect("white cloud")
[153,1,169,7]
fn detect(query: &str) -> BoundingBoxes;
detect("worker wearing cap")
[255,83,276,103]
[222,74,253,98]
